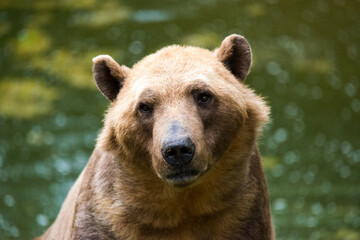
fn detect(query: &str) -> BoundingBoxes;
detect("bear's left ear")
[92,55,130,101]
[214,34,252,82]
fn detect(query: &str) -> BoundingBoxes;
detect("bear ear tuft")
[92,55,130,101]
[215,34,252,82]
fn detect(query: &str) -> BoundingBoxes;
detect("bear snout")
[160,137,200,187]
[160,120,196,168]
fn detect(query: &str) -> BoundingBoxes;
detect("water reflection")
[31,50,103,89]
[0,0,359,239]
[182,31,222,49]
[132,9,172,23]
[0,79,58,119]
[70,8,131,27]
[14,26,50,56]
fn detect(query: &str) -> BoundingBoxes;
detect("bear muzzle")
[160,121,201,186]
[161,138,200,187]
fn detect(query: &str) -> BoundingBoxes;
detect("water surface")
[0,0,359,239]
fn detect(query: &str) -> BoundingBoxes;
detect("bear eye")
[139,103,153,113]
[197,92,212,104]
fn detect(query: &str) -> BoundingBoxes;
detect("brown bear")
[37,34,275,240]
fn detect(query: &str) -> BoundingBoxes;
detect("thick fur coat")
[38,34,275,240]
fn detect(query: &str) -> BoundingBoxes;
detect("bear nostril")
[165,148,176,157]
[181,146,193,155]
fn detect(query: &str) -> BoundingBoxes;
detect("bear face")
[93,35,269,187]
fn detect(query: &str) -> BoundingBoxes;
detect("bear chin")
[165,169,201,187]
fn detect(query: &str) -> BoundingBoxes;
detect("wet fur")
[38,35,275,240]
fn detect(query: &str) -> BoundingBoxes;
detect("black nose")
[162,137,195,167]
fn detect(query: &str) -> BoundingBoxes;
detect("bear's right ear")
[92,55,130,101]
[215,34,252,82]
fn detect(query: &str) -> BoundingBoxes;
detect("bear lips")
[165,169,200,187]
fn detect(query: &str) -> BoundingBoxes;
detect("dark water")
[0,0,359,239]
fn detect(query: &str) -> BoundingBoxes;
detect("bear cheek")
[149,148,166,179]
[191,141,211,173]
[116,110,154,167]
[121,129,152,166]
[204,105,243,162]
[151,156,168,179]
[147,122,169,178]
[185,121,210,172]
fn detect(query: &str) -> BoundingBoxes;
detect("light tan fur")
[38,35,275,240]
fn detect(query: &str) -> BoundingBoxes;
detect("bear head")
[92,34,269,187]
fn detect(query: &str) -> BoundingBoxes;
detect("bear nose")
[162,137,195,167]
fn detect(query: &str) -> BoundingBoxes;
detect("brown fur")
[38,34,275,240]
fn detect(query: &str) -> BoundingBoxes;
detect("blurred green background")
[0,0,359,239]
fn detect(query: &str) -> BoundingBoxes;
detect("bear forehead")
[131,46,222,79]
[126,45,240,96]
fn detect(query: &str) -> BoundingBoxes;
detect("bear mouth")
[166,170,200,187]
